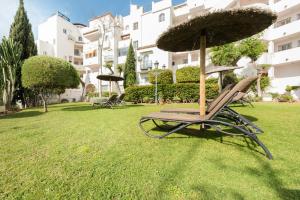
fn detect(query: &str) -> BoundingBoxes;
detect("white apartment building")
[37,11,86,102]
[37,0,300,100]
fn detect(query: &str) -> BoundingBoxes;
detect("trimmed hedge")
[176,66,200,83]
[125,79,219,103]
[148,69,173,84]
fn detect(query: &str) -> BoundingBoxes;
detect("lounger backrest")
[232,92,246,101]
[117,93,125,101]
[206,84,235,113]
[108,94,118,102]
[206,76,257,120]
[232,76,257,101]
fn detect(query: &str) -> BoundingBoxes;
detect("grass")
[0,102,299,199]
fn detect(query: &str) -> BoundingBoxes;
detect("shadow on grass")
[154,139,245,199]
[0,111,43,119]
[150,125,299,199]
[62,104,144,111]
[209,142,300,200]
[143,122,265,157]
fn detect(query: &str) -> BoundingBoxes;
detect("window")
[74,49,80,56]
[133,22,138,30]
[133,41,138,49]
[118,47,128,57]
[159,13,165,22]
[297,14,300,20]
[183,59,188,64]
[105,35,109,41]
[63,29,67,34]
[278,43,292,51]
[69,56,73,63]
[78,36,82,41]
[85,50,97,58]
[125,25,129,30]
[275,17,291,27]
[43,51,47,55]
[298,40,300,47]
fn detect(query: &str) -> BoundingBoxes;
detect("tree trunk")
[40,94,48,112]
[257,73,262,98]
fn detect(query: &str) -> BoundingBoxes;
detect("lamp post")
[154,61,159,104]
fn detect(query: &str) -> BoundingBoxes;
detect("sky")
[0,0,186,39]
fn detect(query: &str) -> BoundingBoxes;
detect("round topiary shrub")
[148,69,173,84]
[22,56,80,112]
[176,66,200,83]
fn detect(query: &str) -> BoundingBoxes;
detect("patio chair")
[92,94,118,108]
[161,77,261,134]
[114,93,126,106]
[139,77,273,159]
[231,92,254,107]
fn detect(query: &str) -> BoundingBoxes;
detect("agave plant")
[0,37,22,111]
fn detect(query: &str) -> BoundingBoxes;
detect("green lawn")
[0,103,299,199]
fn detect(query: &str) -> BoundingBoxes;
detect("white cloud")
[0,0,48,39]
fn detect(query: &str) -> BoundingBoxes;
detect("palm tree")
[117,64,124,76]
[0,38,22,111]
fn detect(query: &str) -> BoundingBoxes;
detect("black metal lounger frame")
[139,86,273,159]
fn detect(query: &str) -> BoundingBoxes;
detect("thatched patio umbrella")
[157,8,277,118]
[97,74,124,97]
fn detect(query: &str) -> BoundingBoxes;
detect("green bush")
[286,85,300,93]
[125,80,219,103]
[277,94,293,102]
[148,69,173,84]
[251,76,270,92]
[222,72,238,88]
[176,66,200,83]
[87,92,117,98]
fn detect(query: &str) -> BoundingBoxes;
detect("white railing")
[273,0,299,13]
[267,20,300,41]
[272,47,300,65]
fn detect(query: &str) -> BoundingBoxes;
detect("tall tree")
[9,0,37,105]
[240,36,267,97]
[123,42,136,88]
[0,38,22,111]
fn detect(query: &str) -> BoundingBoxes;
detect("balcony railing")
[267,20,300,41]
[272,47,300,65]
[274,0,299,13]
[140,61,152,70]
[104,55,114,62]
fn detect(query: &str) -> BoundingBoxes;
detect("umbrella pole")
[218,72,223,93]
[109,80,112,97]
[199,32,206,118]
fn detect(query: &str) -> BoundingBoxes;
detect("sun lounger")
[161,77,261,133]
[139,77,272,159]
[114,93,126,106]
[92,94,118,108]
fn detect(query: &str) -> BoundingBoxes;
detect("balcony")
[104,55,114,62]
[74,64,85,72]
[268,20,300,41]
[273,0,300,13]
[140,61,152,71]
[82,27,101,41]
[272,47,300,65]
